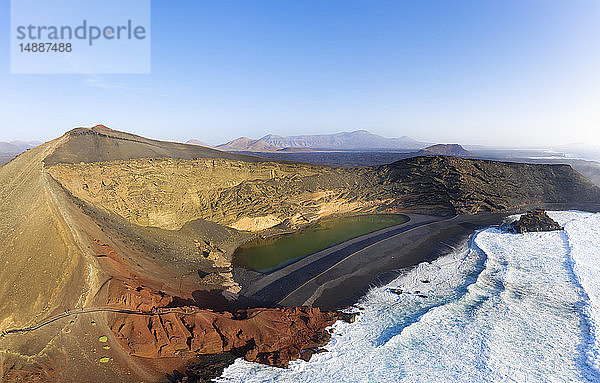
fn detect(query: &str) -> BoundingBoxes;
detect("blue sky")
[1,0,599,146]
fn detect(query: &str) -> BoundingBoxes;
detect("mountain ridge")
[186,139,214,148]
[216,137,280,152]
[259,130,426,150]
[0,140,41,166]
[43,125,270,166]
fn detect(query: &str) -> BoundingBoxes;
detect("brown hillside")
[44,125,267,166]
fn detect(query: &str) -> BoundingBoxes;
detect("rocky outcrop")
[89,237,352,371]
[91,237,347,370]
[508,210,563,233]
[108,283,345,368]
[416,144,473,157]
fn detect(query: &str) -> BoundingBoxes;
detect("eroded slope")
[43,125,265,167]
[0,136,95,332]
[376,156,600,213]
[48,158,387,231]
[48,152,600,237]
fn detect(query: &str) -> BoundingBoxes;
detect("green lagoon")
[234,214,408,272]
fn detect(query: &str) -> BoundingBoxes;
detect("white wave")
[553,211,600,374]
[217,212,600,382]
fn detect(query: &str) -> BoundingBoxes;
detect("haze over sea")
[217,211,600,382]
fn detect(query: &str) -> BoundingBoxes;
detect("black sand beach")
[237,202,600,311]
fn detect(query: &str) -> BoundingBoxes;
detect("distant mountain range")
[0,140,41,154]
[187,130,428,152]
[260,130,426,150]
[216,137,280,152]
[199,132,474,160]
[0,140,41,166]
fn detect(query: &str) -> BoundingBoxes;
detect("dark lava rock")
[337,311,358,323]
[416,144,473,157]
[166,353,238,383]
[300,348,328,362]
[509,210,563,233]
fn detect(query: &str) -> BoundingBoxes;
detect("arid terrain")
[1,125,599,382]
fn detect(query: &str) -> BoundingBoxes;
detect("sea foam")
[553,211,600,374]
[217,211,600,382]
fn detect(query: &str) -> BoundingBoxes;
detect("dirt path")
[0,306,204,338]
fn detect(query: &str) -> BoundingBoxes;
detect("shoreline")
[304,213,504,310]
[237,202,600,311]
[312,220,483,310]
[216,210,600,383]
[238,213,506,310]
[233,213,410,273]
[177,214,503,382]
[178,204,600,381]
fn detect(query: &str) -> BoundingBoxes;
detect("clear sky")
[1,0,599,147]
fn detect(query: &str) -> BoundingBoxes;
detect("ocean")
[217,211,600,382]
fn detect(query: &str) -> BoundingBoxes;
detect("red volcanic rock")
[106,282,172,312]
[110,306,339,367]
[101,254,350,368]
[89,238,172,311]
